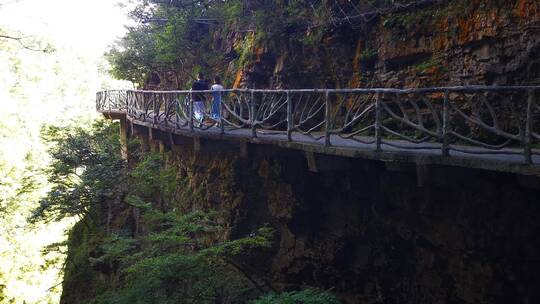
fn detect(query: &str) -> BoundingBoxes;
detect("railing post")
[153,93,158,125]
[325,90,331,146]
[125,91,129,116]
[143,93,148,122]
[129,91,133,117]
[129,91,132,116]
[175,93,180,128]
[251,90,257,138]
[163,94,168,126]
[125,91,128,112]
[524,89,534,164]
[286,91,292,142]
[220,91,225,135]
[135,92,141,118]
[107,91,111,112]
[442,90,450,157]
[189,90,194,132]
[130,91,134,116]
[133,91,136,116]
[375,91,382,152]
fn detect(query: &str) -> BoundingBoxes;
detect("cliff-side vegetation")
[107,0,412,88]
[108,0,540,89]
[35,121,340,303]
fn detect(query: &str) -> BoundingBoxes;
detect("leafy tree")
[107,26,159,86]
[94,150,275,303]
[30,120,127,223]
[93,208,273,304]
[34,121,278,303]
[0,273,6,303]
[128,152,178,208]
[107,0,244,88]
[0,2,133,301]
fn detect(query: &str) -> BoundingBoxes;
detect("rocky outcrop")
[160,139,540,304]
[226,0,540,90]
[58,125,540,303]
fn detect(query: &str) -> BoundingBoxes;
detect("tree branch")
[0,34,52,52]
[0,0,22,6]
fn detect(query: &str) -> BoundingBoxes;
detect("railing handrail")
[96,85,540,95]
[96,86,540,166]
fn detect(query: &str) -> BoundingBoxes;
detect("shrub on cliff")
[251,288,341,304]
[36,122,276,303]
[35,120,339,303]
[30,120,127,223]
[90,206,274,303]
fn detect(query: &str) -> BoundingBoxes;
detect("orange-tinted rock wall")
[232,0,540,89]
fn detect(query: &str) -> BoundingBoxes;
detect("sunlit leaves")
[107,27,158,86]
[30,120,127,223]
[107,0,239,88]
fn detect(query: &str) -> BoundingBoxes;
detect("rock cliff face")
[60,2,540,303]
[58,125,540,303]
[141,1,540,90]
[154,139,540,304]
[219,0,540,90]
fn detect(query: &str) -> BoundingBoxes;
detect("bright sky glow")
[0,1,133,303]
[0,0,133,59]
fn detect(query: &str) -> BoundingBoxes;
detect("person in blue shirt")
[211,76,224,121]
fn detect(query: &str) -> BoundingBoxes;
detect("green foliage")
[359,48,378,62]
[88,233,138,267]
[107,0,238,88]
[108,0,506,89]
[107,27,158,86]
[381,0,467,31]
[124,194,151,210]
[234,32,256,70]
[45,124,276,303]
[201,225,273,257]
[131,153,176,196]
[222,0,244,22]
[0,23,124,304]
[381,0,513,41]
[251,289,341,304]
[300,28,324,47]
[61,218,111,304]
[91,206,273,304]
[31,120,126,223]
[414,58,448,74]
[0,273,6,303]
[105,0,331,87]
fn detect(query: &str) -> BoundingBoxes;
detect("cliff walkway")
[97,86,540,176]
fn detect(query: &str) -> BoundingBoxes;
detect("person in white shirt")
[210,76,224,121]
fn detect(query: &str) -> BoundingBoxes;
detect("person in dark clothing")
[191,72,209,126]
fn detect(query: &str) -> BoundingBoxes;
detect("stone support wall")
[152,130,540,304]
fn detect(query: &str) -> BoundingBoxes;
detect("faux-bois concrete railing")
[96,86,540,172]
